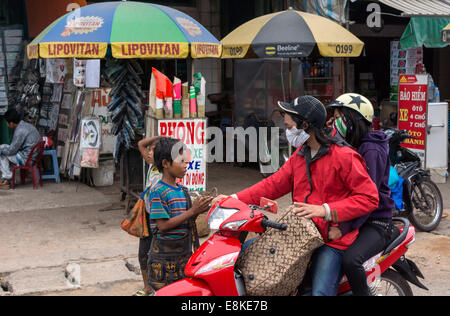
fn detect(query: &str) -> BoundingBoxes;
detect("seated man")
[0,109,41,189]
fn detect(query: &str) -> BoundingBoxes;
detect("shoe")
[132,290,150,297]
[0,180,10,190]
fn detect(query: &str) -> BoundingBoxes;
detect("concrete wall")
[174,0,222,113]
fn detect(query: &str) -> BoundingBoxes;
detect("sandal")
[0,180,10,190]
[133,290,149,296]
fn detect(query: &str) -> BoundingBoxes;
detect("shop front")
[0,1,221,200]
[220,7,363,171]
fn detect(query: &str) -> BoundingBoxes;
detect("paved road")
[0,163,448,296]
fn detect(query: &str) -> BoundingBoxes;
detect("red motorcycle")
[154,197,428,296]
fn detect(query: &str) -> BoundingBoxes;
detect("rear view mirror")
[260,197,278,214]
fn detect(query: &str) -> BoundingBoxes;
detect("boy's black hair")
[154,137,186,173]
[4,109,22,124]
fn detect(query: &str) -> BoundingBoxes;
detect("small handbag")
[121,187,151,238]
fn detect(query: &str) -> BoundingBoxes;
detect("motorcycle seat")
[383,217,410,255]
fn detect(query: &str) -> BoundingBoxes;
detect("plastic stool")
[42,149,61,183]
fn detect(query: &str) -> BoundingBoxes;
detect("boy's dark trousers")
[147,235,193,291]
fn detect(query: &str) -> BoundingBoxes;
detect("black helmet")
[278,96,327,129]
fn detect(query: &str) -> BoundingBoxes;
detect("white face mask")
[286,126,310,148]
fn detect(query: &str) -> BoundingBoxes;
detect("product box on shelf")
[3,29,23,38]
[6,52,18,61]
[4,37,22,45]
[5,44,20,52]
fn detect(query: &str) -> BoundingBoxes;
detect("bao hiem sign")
[398,74,428,161]
[158,119,207,192]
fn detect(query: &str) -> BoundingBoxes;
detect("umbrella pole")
[289,57,292,102]
[187,57,195,83]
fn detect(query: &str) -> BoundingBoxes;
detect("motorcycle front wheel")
[409,179,443,232]
[371,269,413,296]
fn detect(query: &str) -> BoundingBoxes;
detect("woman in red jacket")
[216,96,379,296]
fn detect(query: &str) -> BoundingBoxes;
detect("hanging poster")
[90,89,116,154]
[46,59,67,84]
[73,58,87,87]
[398,74,428,162]
[81,148,100,168]
[158,118,207,192]
[86,59,101,88]
[80,119,101,149]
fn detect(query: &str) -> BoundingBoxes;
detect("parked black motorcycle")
[385,128,444,232]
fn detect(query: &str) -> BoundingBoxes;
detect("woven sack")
[237,205,324,296]
[195,212,210,238]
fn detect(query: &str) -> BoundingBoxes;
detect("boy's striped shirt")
[147,180,189,240]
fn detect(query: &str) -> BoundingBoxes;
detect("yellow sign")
[27,44,39,59]
[191,43,222,58]
[317,43,364,57]
[399,109,409,122]
[112,42,189,59]
[265,46,276,55]
[40,42,108,58]
[221,45,249,59]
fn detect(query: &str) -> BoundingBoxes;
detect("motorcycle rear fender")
[393,256,428,291]
[154,278,214,297]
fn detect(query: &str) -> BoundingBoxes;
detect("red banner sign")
[398,75,428,153]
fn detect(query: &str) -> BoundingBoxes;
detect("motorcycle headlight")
[195,252,240,276]
[222,220,248,231]
[208,206,240,230]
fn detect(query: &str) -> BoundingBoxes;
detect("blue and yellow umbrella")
[27,1,222,59]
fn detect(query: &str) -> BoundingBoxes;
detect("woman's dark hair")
[4,109,21,124]
[291,114,333,146]
[154,137,186,173]
[339,107,372,148]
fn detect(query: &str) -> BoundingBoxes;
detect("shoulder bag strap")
[181,186,200,251]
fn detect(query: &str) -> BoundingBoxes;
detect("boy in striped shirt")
[147,138,212,291]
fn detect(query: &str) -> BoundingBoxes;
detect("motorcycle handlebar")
[261,219,288,231]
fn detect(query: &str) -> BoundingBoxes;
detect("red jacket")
[236,144,379,250]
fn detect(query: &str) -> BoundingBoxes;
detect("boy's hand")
[328,227,343,241]
[191,196,214,215]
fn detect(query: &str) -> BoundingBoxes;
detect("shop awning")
[400,16,450,48]
[379,0,450,17]
[443,23,450,43]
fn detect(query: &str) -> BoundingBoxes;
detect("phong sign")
[398,74,428,160]
[158,119,207,192]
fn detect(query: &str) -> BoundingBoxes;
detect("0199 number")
[335,44,353,54]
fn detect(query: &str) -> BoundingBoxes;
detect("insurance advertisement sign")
[398,74,428,161]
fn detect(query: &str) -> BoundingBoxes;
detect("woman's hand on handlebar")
[211,194,230,205]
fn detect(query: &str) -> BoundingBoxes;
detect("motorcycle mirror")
[260,197,278,214]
